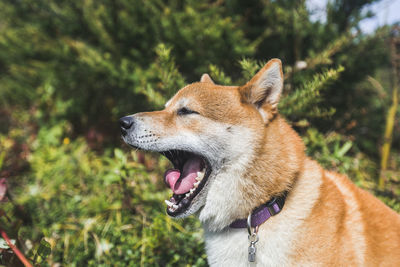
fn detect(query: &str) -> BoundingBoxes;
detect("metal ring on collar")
[247,213,252,236]
[247,213,259,237]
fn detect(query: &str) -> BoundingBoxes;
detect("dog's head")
[120,59,284,230]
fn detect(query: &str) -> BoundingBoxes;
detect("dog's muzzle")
[119,116,134,136]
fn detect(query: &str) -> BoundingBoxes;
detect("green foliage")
[238,58,265,81]
[0,0,399,266]
[208,64,233,85]
[131,43,186,108]
[0,0,252,134]
[280,66,344,120]
[2,124,206,266]
[32,239,51,264]
[303,128,377,184]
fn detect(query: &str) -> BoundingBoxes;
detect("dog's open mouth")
[160,150,211,216]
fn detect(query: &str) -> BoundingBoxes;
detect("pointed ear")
[200,73,215,84]
[240,59,283,108]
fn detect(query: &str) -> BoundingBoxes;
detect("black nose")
[119,116,134,134]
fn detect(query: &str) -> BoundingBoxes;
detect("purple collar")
[229,193,287,228]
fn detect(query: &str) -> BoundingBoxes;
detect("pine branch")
[280,65,344,119]
[238,58,265,81]
[208,64,232,85]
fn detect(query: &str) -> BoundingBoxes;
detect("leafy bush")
[1,0,399,266]
[2,122,207,266]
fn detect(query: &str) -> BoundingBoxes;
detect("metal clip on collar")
[247,212,259,262]
[247,212,259,236]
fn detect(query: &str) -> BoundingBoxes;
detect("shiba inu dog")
[120,59,400,266]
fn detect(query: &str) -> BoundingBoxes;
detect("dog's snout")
[119,116,134,135]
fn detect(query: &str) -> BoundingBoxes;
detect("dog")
[120,59,400,266]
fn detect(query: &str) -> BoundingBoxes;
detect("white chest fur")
[204,210,307,267]
[203,160,322,267]
[204,224,292,266]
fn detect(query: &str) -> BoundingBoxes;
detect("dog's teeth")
[186,193,190,197]
[190,188,195,194]
[196,171,205,180]
[165,200,173,207]
[194,181,200,187]
[172,204,179,209]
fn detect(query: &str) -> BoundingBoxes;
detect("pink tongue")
[164,157,203,194]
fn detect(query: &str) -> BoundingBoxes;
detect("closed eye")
[177,107,199,116]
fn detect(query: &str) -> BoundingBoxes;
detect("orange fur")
[128,59,400,265]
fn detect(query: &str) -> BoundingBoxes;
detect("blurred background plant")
[0,0,399,266]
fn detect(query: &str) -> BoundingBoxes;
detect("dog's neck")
[243,115,305,212]
[199,115,306,231]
